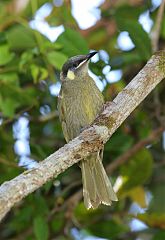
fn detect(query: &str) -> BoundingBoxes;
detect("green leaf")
[105,130,134,154]
[6,25,36,51]
[149,184,165,213]
[90,60,106,76]
[134,110,152,138]
[19,51,34,71]
[9,205,33,232]
[33,195,49,215]
[0,79,38,117]
[0,96,19,117]
[87,220,128,239]
[119,148,153,192]
[47,51,67,70]
[153,230,165,240]
[87,28,107,49]
[46,4,76,27]
[43,41,63,51]
[40,67,48,80]
[31,64,40,83]
[115,5,146,21]
[0,72,19,85]
[56,28,89,56]
[33,216,49,240]
[74,202,103,225]
[0,32,7,44]
[117,20,151,59]
[51,212,65,234]
[0,44,14,65]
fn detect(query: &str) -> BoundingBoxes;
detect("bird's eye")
[73,63,79,68]
[72,60,83,69]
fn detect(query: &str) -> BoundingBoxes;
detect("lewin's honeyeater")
[58,52,118,209]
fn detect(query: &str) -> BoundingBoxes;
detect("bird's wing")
[57,89,70,143]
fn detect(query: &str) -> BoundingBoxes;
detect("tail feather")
[81,160,99,209]
[81,153,118,209]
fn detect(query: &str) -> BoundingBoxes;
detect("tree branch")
[0,51,165,222]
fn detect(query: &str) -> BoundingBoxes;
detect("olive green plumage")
[58,52,118,209]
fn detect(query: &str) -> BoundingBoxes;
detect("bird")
[58,51,118,209]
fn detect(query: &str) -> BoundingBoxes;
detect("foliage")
[0,0,165,239]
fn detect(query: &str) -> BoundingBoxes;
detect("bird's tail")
[80,153,118,209]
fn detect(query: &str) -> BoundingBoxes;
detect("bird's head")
[60,51,97,81]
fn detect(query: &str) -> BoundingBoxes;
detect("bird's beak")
[75,51,98,70]
[86,51,98,61]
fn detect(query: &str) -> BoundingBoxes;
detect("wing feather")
[58,89,70,142]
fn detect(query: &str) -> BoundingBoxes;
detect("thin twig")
[0,158,21,169]
[151,0,165,52]
[1,105,34,126]
[106,126,165,174]
[36,111,58,122]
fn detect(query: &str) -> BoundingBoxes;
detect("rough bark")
[0,51,165,222]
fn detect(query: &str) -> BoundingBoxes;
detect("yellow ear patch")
[67,70,75,80]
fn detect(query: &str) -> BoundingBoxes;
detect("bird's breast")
[61,79,104,139]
